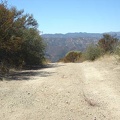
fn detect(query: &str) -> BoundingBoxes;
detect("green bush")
[0,1,45,71]
[98,34,118,53]
[114,42,120,58]
[84,44,103,61]
[61,51,82,63]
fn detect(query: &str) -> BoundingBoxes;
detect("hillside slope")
[42,32,120,62]
[0,56,120,120]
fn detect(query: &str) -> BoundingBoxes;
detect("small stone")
[94,117,96,120]
[66,101,69,104]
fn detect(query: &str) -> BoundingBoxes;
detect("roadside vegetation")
[0,1,46,79]
[59,51,82,63]
[83,44,103,61]
[84,34,119,61]
[114,41,120,59]
[59,34,119,62]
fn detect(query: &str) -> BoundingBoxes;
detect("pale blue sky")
[6,0,120,34]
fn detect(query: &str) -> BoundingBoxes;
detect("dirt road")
[0,56,120,120]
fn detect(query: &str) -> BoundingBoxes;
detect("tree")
[21,28,45,66]
[98,34,118,53]
[0,1,45,76]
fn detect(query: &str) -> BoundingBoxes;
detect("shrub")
[84,44,103,61]
[61,51,82,63]
[98,34,118,53]
[0,1,45,72]
[114,42,120,58]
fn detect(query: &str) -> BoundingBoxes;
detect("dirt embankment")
[0,56,120,120]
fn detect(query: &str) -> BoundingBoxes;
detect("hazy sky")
[6,0,120,34]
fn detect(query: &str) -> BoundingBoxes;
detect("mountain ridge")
[42,32,120,38]
[42,32,120,62]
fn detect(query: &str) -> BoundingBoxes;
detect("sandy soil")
[0,56,120,120]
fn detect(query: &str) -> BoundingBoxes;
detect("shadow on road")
[0,63,64,81]
[7,71,54,81]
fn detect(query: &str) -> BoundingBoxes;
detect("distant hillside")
[42,32,120,62]
[42,32,102,38]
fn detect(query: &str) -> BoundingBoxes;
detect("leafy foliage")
[114,42,120,58]
[21,28,45,65]
[59,51,82,63]
[84,44,103,61]
[83,34,119,61]
[98,34,118,53]
[0,1,45,76]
